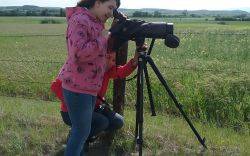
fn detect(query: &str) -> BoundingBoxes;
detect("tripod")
[134,39,207,156]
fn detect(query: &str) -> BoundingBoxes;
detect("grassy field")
[0,16,249,155]
[0,96,249,155]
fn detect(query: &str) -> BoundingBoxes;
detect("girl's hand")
[136,43,148,53]
[131,43,148,66]
[101,29,111,39]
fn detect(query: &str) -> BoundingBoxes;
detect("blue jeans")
[61,108,124,137]
[63,88,96,156]
[95,107,124,132]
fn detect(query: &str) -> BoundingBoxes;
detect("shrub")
[40,19,62,24]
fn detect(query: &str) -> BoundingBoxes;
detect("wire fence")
[0,34,65,38]
[0,32,249,38]
[0,32,249,99]
[0,59,245,73]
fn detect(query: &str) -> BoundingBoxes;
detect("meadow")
[0,16,249,155]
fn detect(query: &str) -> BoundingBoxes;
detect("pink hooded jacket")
[58,7,108,96]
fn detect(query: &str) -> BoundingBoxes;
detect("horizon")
[0,5,250,13]
[0,0,250,12]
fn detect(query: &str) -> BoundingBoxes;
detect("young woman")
[56,0,120,155]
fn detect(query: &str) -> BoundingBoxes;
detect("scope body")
[113,9,180,48]
[130,22,174,39]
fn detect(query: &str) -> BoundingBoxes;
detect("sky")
[0,0,250,11]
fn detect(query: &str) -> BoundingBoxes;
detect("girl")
[52,42,147,153]
[57,0,120,155]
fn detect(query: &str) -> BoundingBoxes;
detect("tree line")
[132,11,250,21]
[215,15,250,21]
[132,10,201,18]
[0,8,65,17]
[1,9,250,21]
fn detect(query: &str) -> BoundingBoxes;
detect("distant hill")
[0,5,61,10]
[0,5,249,17]
[119,8,250,17]
[0,5,64,16]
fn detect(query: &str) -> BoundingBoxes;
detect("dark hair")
[77,0,120,9]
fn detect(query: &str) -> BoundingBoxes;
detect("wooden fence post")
[102,42,128,148]
[113,42,128,115]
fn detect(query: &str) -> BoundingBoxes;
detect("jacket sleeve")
[68,17,106,63]
[107,59,137,79]
[50,79,64,102]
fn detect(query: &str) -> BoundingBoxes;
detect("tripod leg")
[135,55,145,156]
[143,64,156,116]
[146,56,207,149]
[134,92,139,144]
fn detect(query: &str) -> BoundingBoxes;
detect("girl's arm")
[108,43,147,79]
[107,58,137,79]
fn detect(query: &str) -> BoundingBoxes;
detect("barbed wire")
[0,32,248,90]
[1,79,50,85]
[176,32,249,36]
[0,64,246,85]
[0,32,248,38]
[0,60,244,73]
[0,94,56,102]
[0,59,247,74]
[0,34,65,37]
[0,59,63,64]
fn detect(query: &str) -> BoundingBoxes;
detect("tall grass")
[0,17,249,129]
[0,96,249,155]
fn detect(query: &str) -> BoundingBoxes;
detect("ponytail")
[77,0,95,8]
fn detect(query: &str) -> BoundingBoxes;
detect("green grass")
[0,16,249,136]
[0,96,68,155]
[0,96,249,155]
[0,16,66,24]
